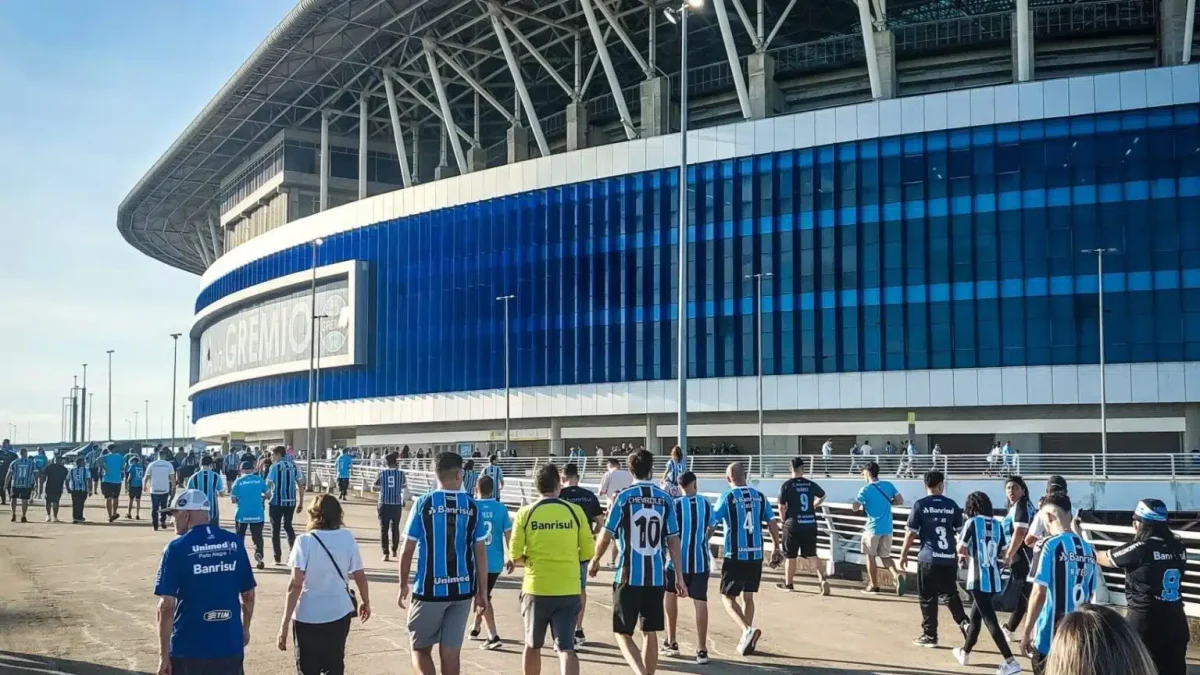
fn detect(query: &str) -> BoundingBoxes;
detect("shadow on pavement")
[0,650,154,675]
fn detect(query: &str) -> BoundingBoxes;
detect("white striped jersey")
[960,515,1007,593]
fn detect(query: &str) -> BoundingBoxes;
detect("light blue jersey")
[336,453,353,479]
[855,480,899,535]
[476,498,513,574]
[230,474,268,524]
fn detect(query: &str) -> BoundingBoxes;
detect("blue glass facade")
[193,105,1200,421]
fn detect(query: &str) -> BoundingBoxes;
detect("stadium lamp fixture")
[663,0,703,24]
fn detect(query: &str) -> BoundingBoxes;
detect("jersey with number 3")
[604,481,679,587]
[1032,532,1098,655]
[714,486,775,562]
[906,494,963,566]
[1108,535,1186,613]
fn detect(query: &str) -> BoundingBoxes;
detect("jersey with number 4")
[1032,532,1098,655]
[906,494,963,566]
[604,481,679,587]
[714,486,775,562]
[1109,535,1186,613]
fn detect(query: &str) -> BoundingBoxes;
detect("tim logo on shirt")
[203,610,233,622]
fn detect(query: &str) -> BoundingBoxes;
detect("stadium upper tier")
[119,0,1199,274]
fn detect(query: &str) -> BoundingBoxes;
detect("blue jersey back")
[10,458,36,488]
[476,498,513,574]
[906,494,963,566]
[230,475,268,524]
[99,454,124,484]
[961,516,1007,593]
[127,464,145,487]
[336,454,353,479]
[482,464,503,488]
[1032,533,1099,655]
[714,486,775,561]
[462,469,478,496]
[671,495,714,574]
[33,455,48,470]
[187,470,225,520]
[267,460,300,506]
[67,466,90,492]
[604,482,680,587]
[375,468,406,505]
[664,459,686,486]
[405,490,486,601]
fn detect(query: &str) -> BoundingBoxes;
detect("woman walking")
[955,490,1021,674]
[277,494,371,675]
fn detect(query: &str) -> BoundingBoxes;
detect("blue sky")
[0,0,294,444]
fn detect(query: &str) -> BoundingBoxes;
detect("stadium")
[119,0,1200,457]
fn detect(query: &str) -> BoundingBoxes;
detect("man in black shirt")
[900,470,969,648]
[559,462,603,647]
[42,456,69,523]
[776,457,830,595]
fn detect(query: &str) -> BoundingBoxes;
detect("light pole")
[1083,247,1118,474]
[664,0,703,454]
[170,333,182,451]
[306,237,324,485]
[125,418,132,439]
[106,349,114,443]
[88,392,94,442]
[313,314,330,460]
[145,400,150,439]
[80,364,88,445]
[746,272,773,473]
[133,411,139,440]
[496,295,516,457]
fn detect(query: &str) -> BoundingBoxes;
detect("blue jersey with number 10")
[714,486,775,561]
[604,482,679,587]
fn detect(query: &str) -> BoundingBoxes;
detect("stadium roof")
[118,0,1028,275]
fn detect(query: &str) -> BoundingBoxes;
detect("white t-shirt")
[860,443,873,455]
[821,442,833,457]
[599,469,634,501]
[288,528,364,624]
[144,460,176,494]
[1028,507,1079,540]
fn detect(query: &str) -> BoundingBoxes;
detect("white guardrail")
[308,460,1200,618]
[333,452,1200,481]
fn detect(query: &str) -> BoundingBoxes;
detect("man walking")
[265,445,304,565]
[97,447,125,522]
[597,457,635,567]
[482,454,504,493]
[662,470,715,664]
[144,449,176,531]
[6,449,36,523]
[32,448,49,499]
[852,461,907,595]
[336,447,354,499]
[374,451,406,562]
[777,456,830,595]
[125,455,146,520]
[589,450,687,675]
[510,464,594,675]
[230,460,269,570]
[42,455,68,523]
[558,463,603,647]
[899,470,970,648]
[398,452,488,675]
[186,455,227,528]
[154,489,257,675]
[470,474,513,649]
[67,457,90,523]
[713,461,783,656]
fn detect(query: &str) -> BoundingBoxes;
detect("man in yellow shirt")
[511,463,595,675]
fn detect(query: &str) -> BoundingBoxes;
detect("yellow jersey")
[510,497,595,596]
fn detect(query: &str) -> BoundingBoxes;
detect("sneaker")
[861,585,879,595]
[960,620,971,640]
[9,515,14,523]
[745,627,762,655]
[482,636,502,651]
[20,517,27,523]
[660,641,680,657]
[574,630,586,648]
[257,562,265,570]
[1002,626,1020,643]
[382,554,391,563]
[997,658,1023,675]
[736,627,752,655]
[53,518,61,523]
[953,647,970,665]
[895,573,908,597]
[45,516,51,523]
[469,628,482,641]
[775,582,795,592]
[820,580,831,596]
[696,649,709,665]
[912,635,938,648]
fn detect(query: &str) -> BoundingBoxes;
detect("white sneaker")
[1002,627,1020,643]
[44,516,51,523]
[997,659,1022,675]
[736,627,753,655]
[953,647,969,666]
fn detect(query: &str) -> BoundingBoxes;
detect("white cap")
[166,489,210,513]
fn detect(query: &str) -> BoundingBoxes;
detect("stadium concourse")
[0,493,1085,675]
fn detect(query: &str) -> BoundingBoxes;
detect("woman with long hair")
[660,445,686,497]
[278,494,371,675]
[955,491,1021,674]
[1044,604,1156,675]
[1095,499,1190,675]
[1000,475,1035,641]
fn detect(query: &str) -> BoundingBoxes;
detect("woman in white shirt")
[277,494,371,675]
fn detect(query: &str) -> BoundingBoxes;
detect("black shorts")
[11,487,31,501]
[487,572,500,598]
[128,487,143,500]
[44,491,63,505]
[170,655,244,675]
[664,568,709,602]
[783,522,818,559]
[337,478,350,492]
[720,559,763,597]
[612,584,665,635]
[225,471,238,485]
[101,483,121,499]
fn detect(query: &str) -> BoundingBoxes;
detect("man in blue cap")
[230,460,269,570]
[155,488,257,675]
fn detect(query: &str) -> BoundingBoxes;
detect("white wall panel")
[839,373,862,408]
[1052,365,1080,404]
[857,101,881,138]
[1145,67,1174,108]
[901,96,925,134]
[1186,363,1200,402]
[794,111,815,148]
[929,370,955,407]
[835,105,858,142]
[946,90,972,128]
[1158,362,1185,402]
[779,374,802,410]
[1129,363,1159,402]
[625,139,647,173]
[861,372,885,408]
[736,377,758,410]
[969,86,996,126]
[762,375,779,410]
[772,115,794,151]
[1104,364,1133,404]
[814,108,837,145]
[697,378,719,412]
[735,121,755,157]
[906,371,930,408]
[1068,75,1096,115]
[817,374,840,409]
[1001,368,1028,405]
[1077,365,1102,404]
[977,368,1003,406]
[883,371,907,407]
[1094,73,1122,112]
[953,370,979,406]
[1119,70,1148,110]
[994,84,1020,123]
[923,92,948,131]
[878,98,903,137]
[1026,366,1054,405]
[1172,65,1200,104]
[1017,82,1043,121]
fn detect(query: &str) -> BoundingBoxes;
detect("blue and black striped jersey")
[462,469,478,496]
[375,468,406,505]
[482,464,504,488]
[266,460,301,506]
[714,486,775,561]
[960,515,1007,593]
[186,469,225,520]
[604,482,680,587]
[1031,532,1098,655]
[404,490,486,601]
[9,458,36,488]
[670,495,714,574]
[67,466,90,492]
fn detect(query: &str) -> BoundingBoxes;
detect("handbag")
[311,532,359,613]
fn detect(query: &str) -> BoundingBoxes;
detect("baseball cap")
[1133,499,1168,523]
[164,489,211,513]
[1046,475,1068,492]
[240,460,255,471]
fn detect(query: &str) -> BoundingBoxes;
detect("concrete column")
[1185,404,1200,452]
[748,52,781,119]
[639,76,671,137]
[876,30,898,99]
[507,125,530,164]
[565,102,589,152]
[550,418,563,456]
[646,415,660,455]
[466,144,487,173]
[1161,0,1190,65]
[1011,11,1035,82]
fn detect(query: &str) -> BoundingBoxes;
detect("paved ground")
[0,495,1195,675]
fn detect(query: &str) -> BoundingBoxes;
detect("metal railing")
[306,461,1199,617]
[1031,0,1156,38]
[337,452,1200,481]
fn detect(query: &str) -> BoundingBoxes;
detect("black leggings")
[379,504,402,555]
[293,613,352,675]
[270,505,297,562]
[1127,609,1189,675]
[70,491,87,521]
[963,589,1013,659]
[1003,558,1032,632]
